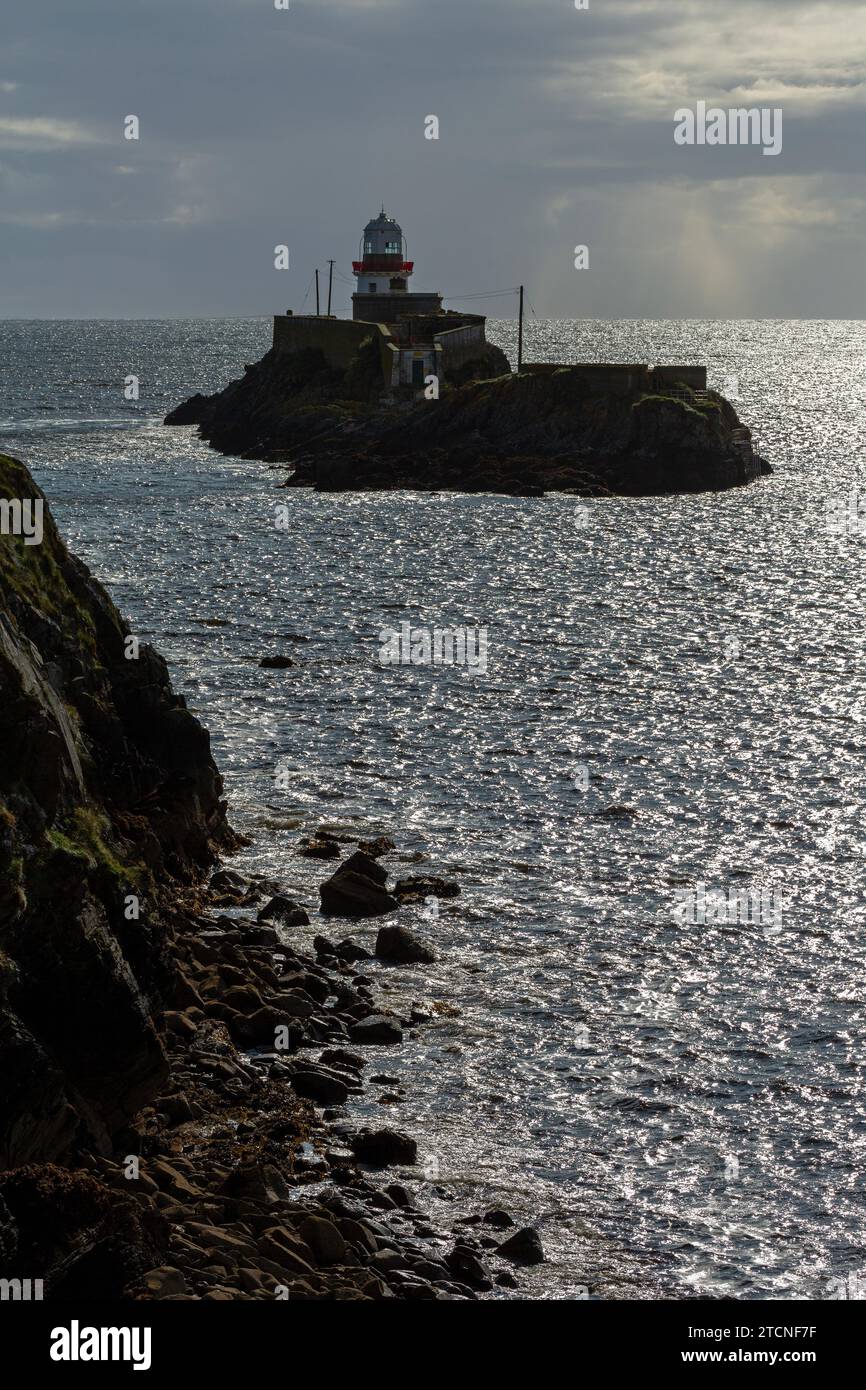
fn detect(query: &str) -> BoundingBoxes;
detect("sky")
[1,0,864,319]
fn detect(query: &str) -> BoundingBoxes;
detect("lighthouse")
[351,208,443,324]
[353,209,412,296]
[272,205,496,393]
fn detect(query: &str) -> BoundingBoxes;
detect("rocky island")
[0,451,536,1300]
[166,336,769,496]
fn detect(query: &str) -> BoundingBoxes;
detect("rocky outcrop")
[319,849,399,918]
[283,370,769,495]
[0,452,234,1170]
[166,350,770,495]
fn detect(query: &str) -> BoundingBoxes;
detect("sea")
[1,316,864,1301]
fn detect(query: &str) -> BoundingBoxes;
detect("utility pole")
[517,284,524,373]
[315,268,320,316]
[327,259,335,316]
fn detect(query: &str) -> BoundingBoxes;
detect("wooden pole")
[327,260,334,316]
[315,268,320,316]
[517,284,524,373]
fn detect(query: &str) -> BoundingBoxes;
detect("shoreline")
[100,848,538,1301]
[0,449,539,1301]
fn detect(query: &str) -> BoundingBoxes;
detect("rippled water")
[2,318,864,1300]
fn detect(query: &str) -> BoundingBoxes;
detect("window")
[368,283,377,293]
[385,240,400,254]
[364,240,375,253]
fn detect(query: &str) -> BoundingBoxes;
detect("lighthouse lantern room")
[351,209,443,323]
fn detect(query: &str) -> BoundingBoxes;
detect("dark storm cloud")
[1,0,864,316]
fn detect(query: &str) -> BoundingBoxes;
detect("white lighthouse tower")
[351,209,442,323]
[353,209,412,297]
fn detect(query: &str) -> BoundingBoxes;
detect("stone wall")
[521,362,708,394]
[272,315,396,389]
[273,315,377,367]
[352,291,443,324]
[434,323,488,377]
[522,363,649,394]
[650,364,708,391]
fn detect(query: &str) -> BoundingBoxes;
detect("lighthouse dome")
[364,210,401,235]
[361,210,405,260]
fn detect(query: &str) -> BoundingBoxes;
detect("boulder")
[334,936,372,963]
[357,836,395,858]
[221,1163,291,1206]
[347,1015,403,1046]
[220,984,265,1015]
[289,1068,349,1106]
[210,868,248,894]
[483,1207,515,1230]
[375,924,436,965]
[257,895,310,926]
[446,1244,493,1290]
[320,869,398,919]
[393,875,460,901]
[348,1128,418,1167]
[298,1214,347,1266]
[318,1048,365,1073]
[337,850,389,886]
[265,991,316,1018]
[496,1226,545,1265]
[299,837,340,859]
[233,1006,303,1048]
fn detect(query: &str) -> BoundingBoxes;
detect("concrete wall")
[352,291,443,324]
[272,315,396,390]
[521,363,649,394]
[434,323,489,377]
[650,364,708,391]
[273,315,378,367]
[521,362,708,394]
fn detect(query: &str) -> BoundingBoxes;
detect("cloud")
[0,116,102,150]
[1,0,865,314]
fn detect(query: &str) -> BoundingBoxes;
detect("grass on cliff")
[47,807,142,886]
[0,453,99,654]
[633,393,711,419]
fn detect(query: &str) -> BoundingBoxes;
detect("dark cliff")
[0,452,234,1170]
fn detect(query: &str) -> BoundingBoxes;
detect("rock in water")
[357,835,395,858]
[483,1207,515,1229]
[347,1015,403,1045]
[394,875,460,901]
[375,925,436,964]
[348,1128,418,1166]
[496,1226,545,1265]
[337,849,389,885]
[320,868,398,918]
[257,895,310,926]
